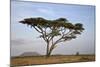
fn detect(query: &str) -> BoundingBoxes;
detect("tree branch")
[33,26,42,33]
[48,30,72,54]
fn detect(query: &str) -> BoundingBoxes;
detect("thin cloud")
[11,39,25,45]
[37,8,57,17]
[11,38,43,45]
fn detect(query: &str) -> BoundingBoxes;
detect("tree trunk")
[47,50,52,57]
[46,42,49,57]
[48,45,55,57]
[46,50,52,58]
[46,44,56,58]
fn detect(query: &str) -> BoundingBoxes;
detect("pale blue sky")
[11,1,95,56]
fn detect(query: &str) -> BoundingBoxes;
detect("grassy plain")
[11,55,95,66]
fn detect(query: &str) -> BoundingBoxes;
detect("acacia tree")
[19,17,84,57]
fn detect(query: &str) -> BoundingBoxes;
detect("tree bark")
[48,44,56,56]
[46,42,49,57]
[46,44,56,58]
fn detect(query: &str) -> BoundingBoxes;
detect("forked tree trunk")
[47,50,53,57]
[46,43,56,58]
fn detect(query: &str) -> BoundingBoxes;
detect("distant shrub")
[76,52,79,55]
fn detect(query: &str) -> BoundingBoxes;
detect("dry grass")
[11,55,95,66]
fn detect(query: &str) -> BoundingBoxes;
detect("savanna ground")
[11,55,95,66]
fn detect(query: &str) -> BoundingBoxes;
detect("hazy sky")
[11,1,95,56]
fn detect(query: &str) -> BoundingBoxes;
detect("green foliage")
[50,30,61,36]
[20,17,84,30]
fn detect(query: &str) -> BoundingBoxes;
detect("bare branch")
[33,26,42,33]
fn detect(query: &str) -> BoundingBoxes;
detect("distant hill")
[20,52,41,56]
